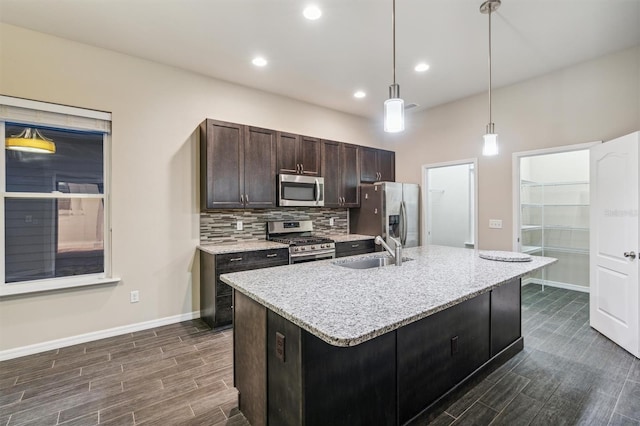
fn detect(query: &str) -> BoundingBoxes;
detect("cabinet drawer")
[216,248,289,272]
[335,239,375,258]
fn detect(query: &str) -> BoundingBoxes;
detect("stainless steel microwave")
[278,174,324,207]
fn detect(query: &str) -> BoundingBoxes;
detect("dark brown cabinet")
[360,147,395,183]
[335,239,375,258]
[321,140,360,207]
[200,248,289,329]
[277,133,321,176]
[200,119,277,209]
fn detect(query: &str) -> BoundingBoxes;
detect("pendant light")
[480,0,500,156]
[5,127,56,154]
[384,0,404,133]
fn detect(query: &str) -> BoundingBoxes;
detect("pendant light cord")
[392,0,397,86]
[488,6,493,125]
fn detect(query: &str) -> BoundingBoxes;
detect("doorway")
[512,142,598,292]
[422,159,478,249]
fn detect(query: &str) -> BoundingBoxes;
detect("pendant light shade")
[482,124,498,156]
[5,127,56,154]
[480,0,500,156]
[384,0,404,133]
[384,84,405,133]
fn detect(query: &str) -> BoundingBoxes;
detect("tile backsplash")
[200,208,348,244]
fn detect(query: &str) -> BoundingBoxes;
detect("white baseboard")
[522,278,590,293]
[0,311,201,361]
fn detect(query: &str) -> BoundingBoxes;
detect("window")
[1,96,116,296]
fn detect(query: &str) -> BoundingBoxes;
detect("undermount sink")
[334,256,413,269]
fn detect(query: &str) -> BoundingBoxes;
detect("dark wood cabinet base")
[233,278,523,426]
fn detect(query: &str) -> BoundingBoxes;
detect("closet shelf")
[521,245,589,255]
[521,225,589,231]
[521,181,589,187]
[542,246,589,255]
[521,203,589,207]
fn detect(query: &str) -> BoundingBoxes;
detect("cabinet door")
[201,120,244,209]
[244,126,277,208]
[299,136,321,176]
[277,132,299,175]
[341,143,360,207]
[360,147,379,183]
[377,150,395,182]
[321,140,342,207]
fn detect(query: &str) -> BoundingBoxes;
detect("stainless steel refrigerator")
[350,182,420,248]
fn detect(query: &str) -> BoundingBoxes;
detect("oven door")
[278,174,324,207]
[290,249,335,264]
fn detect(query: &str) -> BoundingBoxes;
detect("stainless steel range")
[267,220,335,264]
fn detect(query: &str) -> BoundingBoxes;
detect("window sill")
[0,275,121,297]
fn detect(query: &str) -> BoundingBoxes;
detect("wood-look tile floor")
[0,320,247,426]
[1,285,639,425]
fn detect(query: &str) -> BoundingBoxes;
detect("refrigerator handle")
[400,201,408,246]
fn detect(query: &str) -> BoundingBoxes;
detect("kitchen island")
[221,245,556,426]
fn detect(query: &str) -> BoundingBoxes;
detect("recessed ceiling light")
[414,63,430,72]
[353,91,366,99]
[252,57,268,67]
[303,5,322,20]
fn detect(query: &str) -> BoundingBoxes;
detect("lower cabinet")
[200,248,289,329]
[397,293,490,424]
[334,239,375,258]
[235,278,523,426]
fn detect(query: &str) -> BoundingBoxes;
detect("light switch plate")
[489,219,503,229]
[329,218,335,226]
[236,221,243,231]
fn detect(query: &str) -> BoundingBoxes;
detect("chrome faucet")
[374,236,403,266]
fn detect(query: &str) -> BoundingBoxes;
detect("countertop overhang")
[221,245,556,347]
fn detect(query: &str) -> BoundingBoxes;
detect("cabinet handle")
[245,194,249,204]
[624,251,637,259]
[300,164,304,173]
[266,253,278,258]
[296,164,300,173]
[240,194,244,204]
[351,244,360,248]
[230,257,243,262]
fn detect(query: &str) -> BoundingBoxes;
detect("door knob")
[624,251,636,259]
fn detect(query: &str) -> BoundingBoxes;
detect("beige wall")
[389,46,640,250]
[0,23,379,352]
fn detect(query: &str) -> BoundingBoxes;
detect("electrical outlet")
[130,290,139,303]
[236,221,243,231]
[329,217,335,226]
[489,219,503,229]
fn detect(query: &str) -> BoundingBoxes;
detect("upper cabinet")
[277,133,321,176]
[322,140,360,208]
[200,119,277,210]
[360,147,396,183]
[200,118,394,210]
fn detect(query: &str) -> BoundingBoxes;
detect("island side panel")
[200,251,216,328]
[397,292,490,425]
[490,278,522,356]
[267,310,303,426]
[234,291,267,426]
[301,330,397,426]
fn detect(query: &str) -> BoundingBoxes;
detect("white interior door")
[590,131,639,358]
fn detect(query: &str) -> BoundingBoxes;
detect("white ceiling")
[1,0,639,119]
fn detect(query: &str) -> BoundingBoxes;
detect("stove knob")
[322,244,327,248]
[311,246,316,250]
[301,247,306,251]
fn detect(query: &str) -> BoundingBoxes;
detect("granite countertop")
[198,240,288,255]
[329,234,375,242]
[220,245,556,347]
[198,234,374,255]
